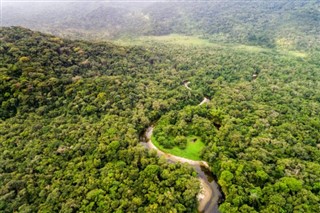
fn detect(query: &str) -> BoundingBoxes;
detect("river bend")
[141,126,222,213]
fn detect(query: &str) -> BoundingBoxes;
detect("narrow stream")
[140,126,223,213]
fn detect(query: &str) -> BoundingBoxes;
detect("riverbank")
[140,81,221,212]
[197,178,212,212]
[143,127,209,167]
[141,126,221,213]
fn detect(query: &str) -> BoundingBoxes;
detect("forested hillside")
[0,27,202,212]
[3,0,320,50]
[137,37,320,212]
[1,26,320,213]
[143,0,320,49]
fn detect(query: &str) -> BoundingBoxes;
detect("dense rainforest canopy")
[0,27,201,213]
[1,26,320,213]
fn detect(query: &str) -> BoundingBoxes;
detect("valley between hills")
[1,1,320,212]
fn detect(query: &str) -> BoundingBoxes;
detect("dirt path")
[184,81,192,90]
[141,126,221,213]
[183,81,210,105]
[143,127,209,167]
[140,81,220,212]
[199,97,210,106]
[197,178,213,212]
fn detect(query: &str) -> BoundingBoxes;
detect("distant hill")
[143,1,320,49]
[3,1,320,49]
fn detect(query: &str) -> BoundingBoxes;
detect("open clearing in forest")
[151,135,205,161]
[115,34,214,47]
[116,34,307,58]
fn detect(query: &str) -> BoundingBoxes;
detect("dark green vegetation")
[143,1,320,50]
[0,27,201,213]
[148,33,320,212]
[1,26,320,213]
[3,1,320,50]
[153,106,223,160]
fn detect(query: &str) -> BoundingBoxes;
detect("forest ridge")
[3,0,320,50]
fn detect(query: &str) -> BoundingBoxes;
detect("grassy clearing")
[143,34,214,46]
[233,44,266,53]
[115,34,307,58]
[284,50,307,58]
[115,34,216,47]
[151,135,205,161]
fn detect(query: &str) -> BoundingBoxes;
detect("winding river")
[140,82,223,212]
[140,126,223,213]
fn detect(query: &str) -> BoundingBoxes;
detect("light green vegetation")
[152,106,223,162]
[284,50,308,58]
[151,135,206,161]
[114,34,215,47]
[116,34,308,58]
[139,34,214,47]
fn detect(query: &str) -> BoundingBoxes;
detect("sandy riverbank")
[197,178,212,212]
[142,126,215,213]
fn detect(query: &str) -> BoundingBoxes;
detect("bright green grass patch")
[151,135,205,161]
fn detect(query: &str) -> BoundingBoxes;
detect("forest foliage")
[152,105,223,160]
[0,27,201,213]
[0,26,320,212]
[147,35,320,212]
